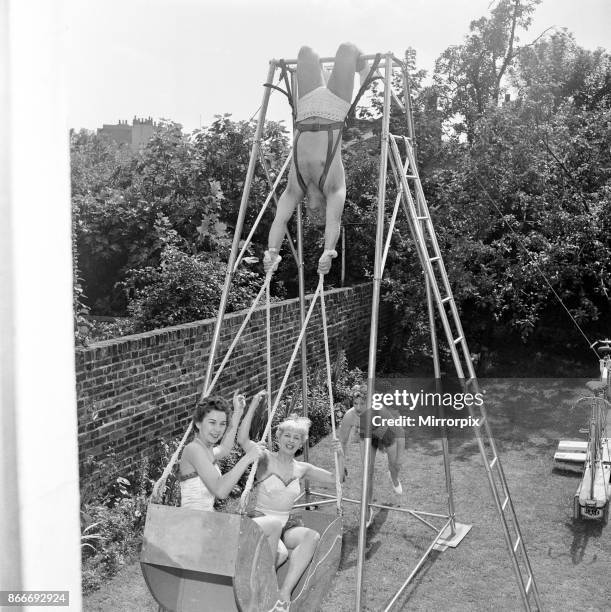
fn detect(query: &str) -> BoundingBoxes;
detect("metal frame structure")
[210,52,542,611]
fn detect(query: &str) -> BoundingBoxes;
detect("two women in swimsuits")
[179,392,286,568]
[238,395,345,608]
[264,43,370,276]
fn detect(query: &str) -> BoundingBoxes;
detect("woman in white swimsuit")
[264,42,370,276]
[179,392,285,565]
[237,398,345,609]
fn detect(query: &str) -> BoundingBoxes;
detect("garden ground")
[84,378,611,611]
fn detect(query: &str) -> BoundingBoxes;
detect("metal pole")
[203,60,277,391]
[386,144,454,544]
[281,53,383,66]
[341,225,345,287]
[402,52,417,161]
[381,154,410,274]
[409,122,458,533]
[266,281,272,447]
[254,147,300,266]
[291,68,310,475]
[233,150,292,271]
[355,53,393,611]
[382,518,454,612]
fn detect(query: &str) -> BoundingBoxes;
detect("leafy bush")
[81,497,145,594]
[80,439,180,594]
[125,241,263,333]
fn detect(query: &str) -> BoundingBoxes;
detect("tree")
[123,216,261,332]
[72,122,241,316]
[379,26,611,367]
[434,0,542,138]
[514,29,611,111]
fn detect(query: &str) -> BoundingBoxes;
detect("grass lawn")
[84,377,610,611]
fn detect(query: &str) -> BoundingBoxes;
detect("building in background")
[97,116,158,150]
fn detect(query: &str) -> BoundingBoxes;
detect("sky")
[66,0,611,133]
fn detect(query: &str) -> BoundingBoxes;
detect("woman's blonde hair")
[276,413,312,441]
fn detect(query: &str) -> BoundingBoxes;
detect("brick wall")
[76,282,391,485]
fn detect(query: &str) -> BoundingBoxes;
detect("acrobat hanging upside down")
[264,43,374,276]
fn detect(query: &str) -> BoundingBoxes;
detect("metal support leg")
[355,53,393,612]
[203,61,277,392]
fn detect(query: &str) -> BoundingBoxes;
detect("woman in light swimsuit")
[264,42,370,276]
[179,392,285,566]
[237,400,345,609]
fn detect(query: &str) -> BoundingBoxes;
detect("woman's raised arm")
[237,390,267,451]
[213,391,246,459]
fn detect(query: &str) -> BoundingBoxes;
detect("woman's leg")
[385,438,404,490]
[327,42,363,102]
[296,46,325,99]
[277,526,321,601]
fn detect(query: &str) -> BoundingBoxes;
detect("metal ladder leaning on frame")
[386,129,542,610]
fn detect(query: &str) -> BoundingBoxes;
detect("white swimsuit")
[180,440,220,512]
[296,86,351,123]
[255,455,308,526]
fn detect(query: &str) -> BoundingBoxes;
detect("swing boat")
[141,503,342,612]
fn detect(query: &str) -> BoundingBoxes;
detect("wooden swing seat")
[141,502,341,612]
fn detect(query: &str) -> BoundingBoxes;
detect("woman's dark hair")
[192,396,232,431]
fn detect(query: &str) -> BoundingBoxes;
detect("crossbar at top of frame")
[272,52,405,67]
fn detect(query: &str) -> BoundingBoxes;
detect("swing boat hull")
[141,503,341,612]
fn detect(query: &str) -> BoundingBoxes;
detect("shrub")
[80,439,180,594]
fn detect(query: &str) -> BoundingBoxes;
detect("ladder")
[386,131,542,611]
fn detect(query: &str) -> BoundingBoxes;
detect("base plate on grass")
[433,522,472,551]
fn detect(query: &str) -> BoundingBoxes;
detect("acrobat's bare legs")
[327,42,363,102]
[266,43,364,274]
[265,45,323,265]
[296,45,325,98]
